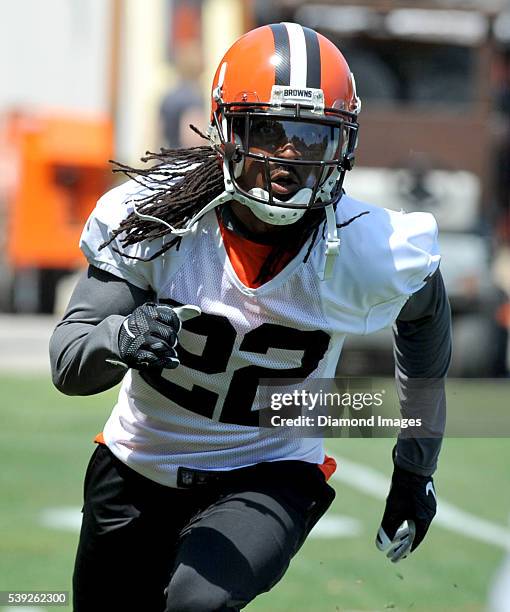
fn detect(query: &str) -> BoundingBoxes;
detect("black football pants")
[73,444,335,612]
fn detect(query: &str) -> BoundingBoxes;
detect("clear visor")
[231,116,343,162]
[229,115,349,198]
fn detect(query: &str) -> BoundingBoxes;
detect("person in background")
[160,40,205,149]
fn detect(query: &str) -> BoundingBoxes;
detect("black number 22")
[141,301,330,426]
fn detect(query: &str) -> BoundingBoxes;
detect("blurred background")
[1,0,510,377]
[1,1,510,611]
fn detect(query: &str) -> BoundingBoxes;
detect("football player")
[50,23,451,612]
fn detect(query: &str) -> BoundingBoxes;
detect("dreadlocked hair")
[99,124,325,278]
[99,125,370,283]
[100,126,224,261]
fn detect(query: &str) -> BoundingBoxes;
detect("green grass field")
[0,375,509,611]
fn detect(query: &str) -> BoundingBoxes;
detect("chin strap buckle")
[322,204,340,280]
[323,237,340,280]
[325,236,340,256]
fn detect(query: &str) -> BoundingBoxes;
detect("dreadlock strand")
[336,211,370,229]
[100,143,225,256]
[111,235,181,262]
[303,224,321,264]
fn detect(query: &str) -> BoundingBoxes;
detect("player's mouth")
[270,169,301,198]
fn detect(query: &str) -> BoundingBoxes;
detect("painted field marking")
[329,453,510,551]
[39,505,363,540]
[3,608,46,612]
[39,506,82,531]
[309,515,363,538]
[39,457,510,550]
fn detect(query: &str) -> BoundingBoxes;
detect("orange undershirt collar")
[217,213,300,288]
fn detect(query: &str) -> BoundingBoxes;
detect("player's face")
[237,141,304,199]
[232,137,304,234]
[234,117,339,200]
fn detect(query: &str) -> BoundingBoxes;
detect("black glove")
[117,302,182,370]
[376,461,437,563]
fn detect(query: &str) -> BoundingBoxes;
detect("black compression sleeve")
[393,270,452,476]
[49,265,153,396]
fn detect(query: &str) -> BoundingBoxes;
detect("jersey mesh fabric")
[81,181,440,488]
[103,214,344,487]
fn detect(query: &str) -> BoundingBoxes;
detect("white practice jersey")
[80,180,440,487]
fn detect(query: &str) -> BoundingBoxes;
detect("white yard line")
[329,453,510,551]
[309,515,363,538]
[39,456,510,550]
[39,506,82,532]
[3,608,47,612]
[39,505,363,539]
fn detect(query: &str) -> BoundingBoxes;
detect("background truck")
[252,0,510,376]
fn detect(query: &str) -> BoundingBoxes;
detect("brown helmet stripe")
[303,26,321,89]
[269,23,291,85]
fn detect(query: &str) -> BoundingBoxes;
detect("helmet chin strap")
[131,158,340,280]
[131,190,233,237]
[225,159,341,280]
[235,187,310,226]
[323,203,340,280]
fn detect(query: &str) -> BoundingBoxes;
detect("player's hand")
[375,463,437,563]
[115,302,200,370]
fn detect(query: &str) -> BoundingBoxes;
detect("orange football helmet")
[209,22,361,225]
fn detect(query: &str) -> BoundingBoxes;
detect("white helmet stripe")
[283,23,307,88]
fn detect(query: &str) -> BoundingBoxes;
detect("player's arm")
[394,267,451,474]
[50,265,150,395]
[49,265,191,396]
[376,268,451,562]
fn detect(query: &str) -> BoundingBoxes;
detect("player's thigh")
[73,444,185,612]
[165,464,335,611]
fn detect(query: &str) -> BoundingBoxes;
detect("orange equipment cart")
[4,113,113,312]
